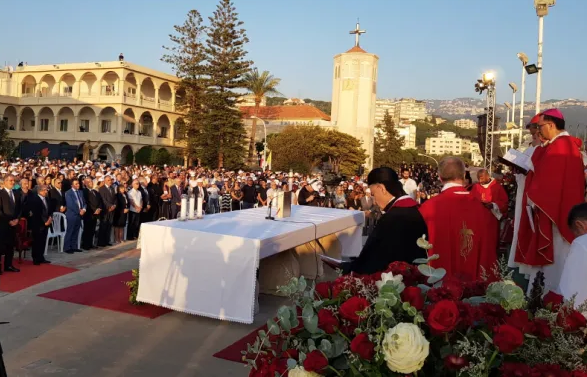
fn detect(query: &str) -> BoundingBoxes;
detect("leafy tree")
[0,119,15,159]
[201,0,253,169]
[373,110,405,169]
[243,68,281,160]
[135,146,154,165]
[153,148,172,166]
[266,96,287,106]
[162,10,207,162]
[267,126,366,175]
[303,98,332,116]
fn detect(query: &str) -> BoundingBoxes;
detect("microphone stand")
[265,196,274,220]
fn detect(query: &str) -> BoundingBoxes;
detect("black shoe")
[64,249,75,254]
[33,261,41,266]
[41,260,52,264]
[74,249,83,253]
[5,266,20,272]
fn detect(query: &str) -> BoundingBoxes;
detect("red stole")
[419,186,498,281]
[516,135,585,266]
[470,179,509,216]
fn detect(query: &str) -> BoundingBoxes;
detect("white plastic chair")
[45,212,66,255]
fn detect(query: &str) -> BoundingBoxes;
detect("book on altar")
[276,191,292,219]
[499,149,531,174]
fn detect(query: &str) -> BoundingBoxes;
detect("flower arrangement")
[126,269,142,305]
[243,237,587,377]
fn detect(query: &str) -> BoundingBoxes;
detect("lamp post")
[509,83,518,125]
[250,116,267,170]
[474,71,497,171]
[534,0,556,114]
[517,52,528,148]
[504,102,512,123]
[418,153,438,166]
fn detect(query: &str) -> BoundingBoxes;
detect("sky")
[3,0,586,103]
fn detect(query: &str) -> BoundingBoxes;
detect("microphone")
[265,193,274,220]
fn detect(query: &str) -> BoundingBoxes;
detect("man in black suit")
[170,177,183,219]
[16,177,33,215]
[193,179,209,212]
[48,179,66,214]
[82,178,102,250]
[138,177,151,225]
[0,175,21,273]
[27,184,52,265]
[61,170,75,193]
[147,175,162,221]
[97,175,116,247]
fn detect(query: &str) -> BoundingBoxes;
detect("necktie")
[76,190,83,209]
[8,190,14,205]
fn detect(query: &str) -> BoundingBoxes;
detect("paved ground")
[0,241,286,377]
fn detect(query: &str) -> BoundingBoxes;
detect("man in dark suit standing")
[147,175,162,221]
[64,179,86,254]
[98,176,116,247]
[82,178,102,250]
[193,179,209,212]
[48,179,66,214]
[138,177,151,225]
[27,184,52,265]
[0,175,21,273]
[170,177,183,219]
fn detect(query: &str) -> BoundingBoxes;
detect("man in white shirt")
[399,168,418,200]
[558,203,587,307]
[127,179,143,240]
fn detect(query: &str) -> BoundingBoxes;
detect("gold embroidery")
[460,222,474,259]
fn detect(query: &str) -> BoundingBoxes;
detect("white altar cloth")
[137,206,364,323]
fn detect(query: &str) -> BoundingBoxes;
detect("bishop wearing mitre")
[419,157,499,281]
[516,109,585,293]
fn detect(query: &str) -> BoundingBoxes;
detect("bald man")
[419,157,499,281]
[471,169,509,220]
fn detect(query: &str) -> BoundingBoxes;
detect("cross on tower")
[349,21,366,47]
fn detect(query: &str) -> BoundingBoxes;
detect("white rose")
[376,272,404,291]
[382,323,429,374]
[288,366,323,377]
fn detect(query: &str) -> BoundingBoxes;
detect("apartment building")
[425,131,471,156]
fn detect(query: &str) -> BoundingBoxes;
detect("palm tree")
[243,68,282,162]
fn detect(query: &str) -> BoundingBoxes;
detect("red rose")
[401,286,424,311]
[317,309,339,334]
[501,362,533,377]
[493,324,524,354]
[350,333,375,360]
[340,323,357,337]
[282,349,299,360]
[462,280,490,299]
[303,350,328,372]
[456,302,482,328]
[339,296,370,325]
[315,282,332,299]
[479,303,506,327]
[532,318,552,339]
[571,371,587,377]
[427,279,463,303]
[269,358,288,376]
[506,309,533,333]
[543,291,564,311]
[444,354,469,371]
[557,309,587,332]
[427,300,460,333]
[532,363,570,377]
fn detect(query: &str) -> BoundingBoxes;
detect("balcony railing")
[142,96,155,103]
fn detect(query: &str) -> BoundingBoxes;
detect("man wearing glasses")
[0,175,21,273]
[516,108,585,293]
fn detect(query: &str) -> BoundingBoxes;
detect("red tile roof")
[240,105,331,121]
[346,46,367,53]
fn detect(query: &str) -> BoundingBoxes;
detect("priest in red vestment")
[419,157,499,281]
[471,169,509,220]
[516,108,585,292]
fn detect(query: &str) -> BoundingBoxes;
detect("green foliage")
[163,0,252,169]
[267,126,366,175]
[0,118,15,159]
[152,148,171,166]
[243,68,281,159]
[134,146,154,165]
[134,147,171,166]
[125,269,142,305]
[374,110,405,169]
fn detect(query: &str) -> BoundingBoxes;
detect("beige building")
[0,61,184,163]
[239,94,266,107]
[375,98,396,125]
[454,118,477,129]
[470,142,483,166]
[330,28,378,170]
[397,123,417,150]
[425,131,471,156]
[394,98,427,123]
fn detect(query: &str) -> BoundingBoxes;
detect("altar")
[137,206,364,323]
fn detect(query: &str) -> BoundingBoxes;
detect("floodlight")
[509,83,518,92]
[482,72,495,84]
[517,52,529,66]
[504,102,512,109]
[506,122,517,130]
[535,0,555,16]
[525,64,540,74]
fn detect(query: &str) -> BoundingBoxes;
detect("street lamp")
[504,102,512,123]
[517,52,528,147]
[534,0,556,114]
[474,71,497,171]
[250,115,267,170]
[418,153,438,166]
[509,83,518,125]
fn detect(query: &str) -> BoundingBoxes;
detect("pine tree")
[202,0,253,169]
[0,118,15,159]
[162,10,207,162]
[373,110,405,169]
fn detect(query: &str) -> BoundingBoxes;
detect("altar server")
[558,203,587,306]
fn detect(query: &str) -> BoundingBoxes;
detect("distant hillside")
[265,97,331,116]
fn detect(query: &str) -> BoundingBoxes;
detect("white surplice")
[558,233,587,307]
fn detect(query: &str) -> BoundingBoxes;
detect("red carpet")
[38,271,171,319]
[0,260,77,293]
[213,324,267,364]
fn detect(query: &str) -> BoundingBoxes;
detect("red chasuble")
[516,135,585,266]
[419,186,499,281]
[471,179,509,216]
